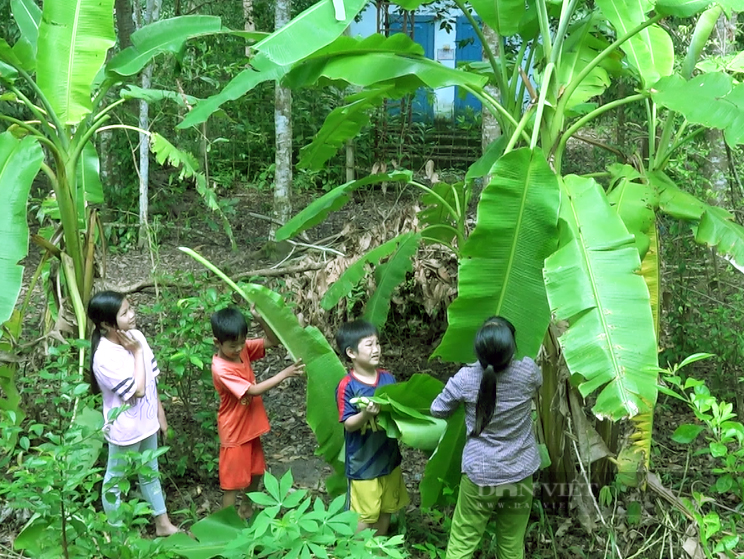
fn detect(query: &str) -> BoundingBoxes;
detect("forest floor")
[4,182,712,559]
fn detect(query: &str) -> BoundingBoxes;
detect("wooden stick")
[113,262,324,294]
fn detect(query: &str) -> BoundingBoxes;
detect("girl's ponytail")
[471,316,516,437]
[89,327,102,395]
[87,290,126,396]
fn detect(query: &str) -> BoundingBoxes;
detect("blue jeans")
[102,433,167,519]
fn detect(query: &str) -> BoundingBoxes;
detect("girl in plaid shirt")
[431,316,542,559]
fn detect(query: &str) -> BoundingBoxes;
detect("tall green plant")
[0,1,238,422]
[166,0,744,498]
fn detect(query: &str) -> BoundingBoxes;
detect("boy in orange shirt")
[210,306,304,518]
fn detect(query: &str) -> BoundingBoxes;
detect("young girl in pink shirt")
[88,290,179,536]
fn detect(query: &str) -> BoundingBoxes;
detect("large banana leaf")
[179,0,368,128]
[648,170,707,220]
[594,0,673,87]
[75,141,104,228]
[652,72,744,146]
[466,136,507,180]
[376,374,463,506]
[655,0,712,18]
[695,206,744,268]
[179,56,287,129]
[359,393,447,452]
[163,506,246,559]
[274,171,413,241]
[606,165,658,259]
[468,0,525,37]
[179,248,347,492]
[557,25,613,110]
[36,0,116,125]
[0,133,43,325]
[364,232,421,328]
[106,16,224,77]
[420,407,466,508]
[288,50,487,92]
[543,175,658,421]
[433,148,561,364]
[321,232,414,310]
[121,85,200,108]
[11,0,41,51]
[299,87,391,171]
[10,0,41,68]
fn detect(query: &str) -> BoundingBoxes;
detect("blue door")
[455,16,482,118]
[388,15,435,121]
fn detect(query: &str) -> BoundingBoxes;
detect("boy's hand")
[240,395,253,406]
[249,303,260,321]
[281,359,305,380]
[362,402,380,417]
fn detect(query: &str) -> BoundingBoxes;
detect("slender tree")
[270,0,293,241]
[137,0,162,246]
[703,12,737,207]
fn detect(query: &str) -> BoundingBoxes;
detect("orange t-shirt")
[211,338,270,447]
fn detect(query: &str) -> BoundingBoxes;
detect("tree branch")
[112,262,324,294]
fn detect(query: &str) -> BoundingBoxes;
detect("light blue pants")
[102,433,167,518]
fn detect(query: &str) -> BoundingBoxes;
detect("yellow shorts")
[349,466,410,524]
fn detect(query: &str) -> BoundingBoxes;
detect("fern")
[150,133,235,249]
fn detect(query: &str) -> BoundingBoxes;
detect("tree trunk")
[114,0,135,49]
[137,0,162,246]
[703,14,736,207]
[481,25,500,185]
[270,0,293,241]
[344,26,356,182]
[100,0,136,195]
[242,0,255,56]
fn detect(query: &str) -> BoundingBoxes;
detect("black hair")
[211,306,248,344]
[471,316,516,437]
[87,290,127,395]
[335,320,379,362]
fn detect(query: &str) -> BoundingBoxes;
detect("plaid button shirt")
[431,357,542,487]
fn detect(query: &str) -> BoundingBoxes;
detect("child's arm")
[157,397,168,437]
[244,359,304,396]
[343,402,380,432]
[430,373,464,418]
[114,330,147,398]
[250,304,280,349]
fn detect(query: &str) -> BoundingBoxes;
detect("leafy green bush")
[164,469,407,559]
[139,282,233,478]
[659,353,744,556]
[0,342,171,559]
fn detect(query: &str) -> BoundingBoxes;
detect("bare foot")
[154,514,180,537]
[238,503,253,520]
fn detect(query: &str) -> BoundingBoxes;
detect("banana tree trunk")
[481,24,500,184]
[537,324,574,513]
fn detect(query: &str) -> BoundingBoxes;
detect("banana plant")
[165,0,744,504]
[0,0,249,436]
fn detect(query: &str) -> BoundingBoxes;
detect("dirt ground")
[5,184,706,558]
